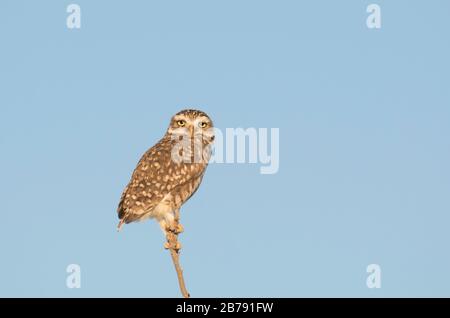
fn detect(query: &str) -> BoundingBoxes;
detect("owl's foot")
[174,223,184,234]
[165,223,184,234]
[164,241,182,251]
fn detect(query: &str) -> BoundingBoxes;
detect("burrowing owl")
[117,109,214,234]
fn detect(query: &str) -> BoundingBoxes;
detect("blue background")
[1,0,449,297]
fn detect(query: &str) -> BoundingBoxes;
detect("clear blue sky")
[1,0,449,297]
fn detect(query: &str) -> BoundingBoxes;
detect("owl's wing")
[117,138,207,225]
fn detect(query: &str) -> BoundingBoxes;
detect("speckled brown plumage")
[117,109,214,233]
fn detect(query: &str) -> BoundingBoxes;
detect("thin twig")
[165,209,190,298]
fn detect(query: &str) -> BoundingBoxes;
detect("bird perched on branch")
[117,109,215,236]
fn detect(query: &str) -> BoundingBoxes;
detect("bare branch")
[165,209,190,298]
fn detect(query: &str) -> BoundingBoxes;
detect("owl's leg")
[160,210,183,234]
[172,209,184,234]
[158,219,169,236]
[162,211,183,250]
[159,212,179,233]
[165,212,175,232]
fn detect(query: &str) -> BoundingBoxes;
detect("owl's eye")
[199,122,208,128]
[177,120,186,127]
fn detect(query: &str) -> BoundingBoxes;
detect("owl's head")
[167,109,215,144]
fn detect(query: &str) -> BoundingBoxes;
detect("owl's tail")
[117,219,125,232]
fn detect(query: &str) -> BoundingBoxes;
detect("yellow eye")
[199,122,208,128]
[177,120,186,127]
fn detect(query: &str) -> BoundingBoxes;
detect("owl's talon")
[175,224,184,234]
[166,223,183,234]
[164,241,182,251]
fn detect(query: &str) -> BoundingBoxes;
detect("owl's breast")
[150,174,204,220]
[172,174,205,209]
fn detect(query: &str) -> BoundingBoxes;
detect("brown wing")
[117,137,208,224]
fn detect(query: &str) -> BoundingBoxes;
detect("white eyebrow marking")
[194,116,210,124]
[173,115,187,121]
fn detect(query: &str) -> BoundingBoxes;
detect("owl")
[117,109,215,235]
